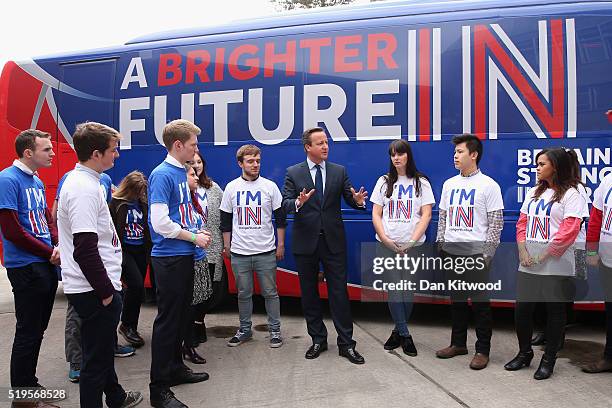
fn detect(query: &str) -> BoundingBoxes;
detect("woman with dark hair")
[189,151,224,344]
[182,164,213,364]
[530,150,589,346]
[505,148,587,380]
[109,170,151,348]
[370,139,435,356]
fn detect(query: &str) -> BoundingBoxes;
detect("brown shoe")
[436,345,468,359]
[469,353,489,370]
[582,358,612,373]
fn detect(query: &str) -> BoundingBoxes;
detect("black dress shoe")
[182,345,206,364]
[534,355,556,380]
[150,389,187,408]
[305,342,328,359]
[339,347,365,364]
[383,330,401,350]
[504,350,534,371]
[168,370,210,386]
[531,331,546,346]
[118,324,145,348]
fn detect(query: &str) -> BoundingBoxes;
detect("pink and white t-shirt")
[519,187,587,276]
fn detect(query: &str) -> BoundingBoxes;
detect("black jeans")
[294,234,355,349]
[443,252,492,355]
[150,255,194,394]
[7,262,57,387]
[515,272,575,359]
[67,290,126,408]
[120,244,148,329]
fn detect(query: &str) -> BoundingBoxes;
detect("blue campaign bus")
[1,0,611,308]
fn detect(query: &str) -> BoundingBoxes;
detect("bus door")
[57,58,118,183]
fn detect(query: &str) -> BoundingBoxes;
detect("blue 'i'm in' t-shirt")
[123,201,145,246]
[148,161,196,256]
[0,165,52,268]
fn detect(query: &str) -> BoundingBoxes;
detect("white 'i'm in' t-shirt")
[370,175,435,244]
[593,174,612,268]
[439,171,504,255]
[220,176,282,255]
[519,186,587,276]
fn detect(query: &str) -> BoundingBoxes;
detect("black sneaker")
[270,331,283,348]
[383,330,401,350]
[401,335,418,356]
[119,390,143,408]
[227,329,252,347]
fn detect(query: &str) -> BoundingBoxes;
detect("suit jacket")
[282,160,365,255]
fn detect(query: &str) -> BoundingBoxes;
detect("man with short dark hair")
[0,129,60,406]
[281,127,368,364]
[57,122,142,408]
[220,144,286,348]
[148,119,211,408]
[435,133,504,370]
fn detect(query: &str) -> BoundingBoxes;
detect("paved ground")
[0,270,611,408]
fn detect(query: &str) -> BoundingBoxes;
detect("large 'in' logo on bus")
[388,184,413,220]
[236,190,262,226]
[526,199,553,240]
[448,188,475,228]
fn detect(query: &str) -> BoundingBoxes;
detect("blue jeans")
[231,250,281,333]
[377,243,414,337]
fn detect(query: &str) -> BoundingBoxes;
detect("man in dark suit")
[282,127,368,364]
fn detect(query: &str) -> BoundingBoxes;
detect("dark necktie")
[314,164,324,203]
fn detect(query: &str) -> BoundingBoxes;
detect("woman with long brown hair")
[109,170,151,348]
[505,148,587,380]
[188,151,224,344]
[370,139,435,356]
[181,164,213,364]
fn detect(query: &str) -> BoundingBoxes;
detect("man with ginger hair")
[148,119,211,408]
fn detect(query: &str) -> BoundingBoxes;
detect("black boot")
[182,345,206,364]
[195,321,207,344]
[534,355,556,380]
[504,350,534,371]
[383,330,401,350]
[531,331,546,346]
[557,330,565,351]
[400,335,417,357]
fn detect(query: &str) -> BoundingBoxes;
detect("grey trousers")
[65,302,82,365]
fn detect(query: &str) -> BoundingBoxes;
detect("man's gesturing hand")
[350,187,368,207]
[296,188,316,209]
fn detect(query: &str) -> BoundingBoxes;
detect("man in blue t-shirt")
[0,129,60,396]
[148,119,211,408]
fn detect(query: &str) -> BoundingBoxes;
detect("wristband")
[191,232,197,243]
[586,250,598,256]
